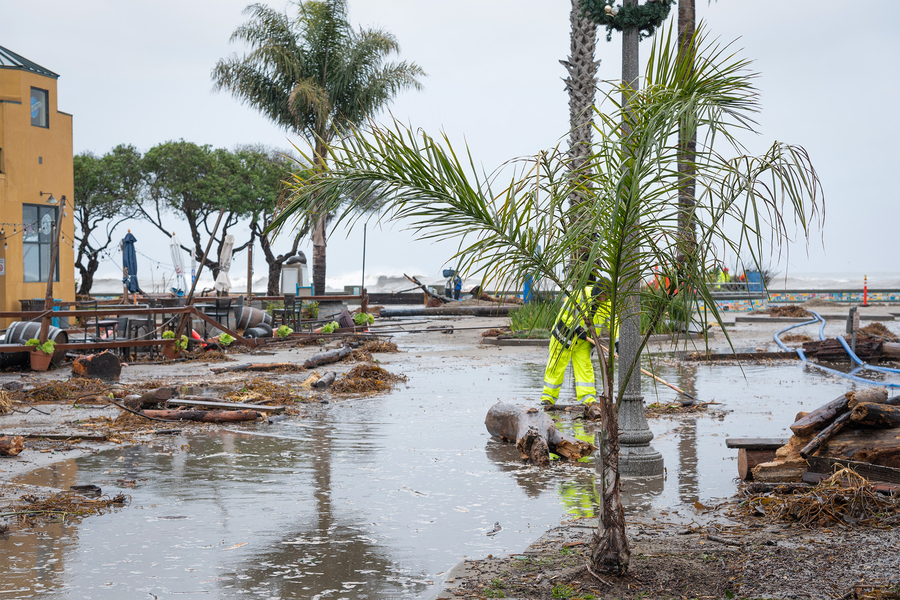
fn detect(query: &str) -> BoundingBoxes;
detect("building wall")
[0,67,75,327]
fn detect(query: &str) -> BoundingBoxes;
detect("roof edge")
[0,45,60,79]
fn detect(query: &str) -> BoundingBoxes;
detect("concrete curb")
[735,314,894,324]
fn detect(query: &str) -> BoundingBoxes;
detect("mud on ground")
[438,511,900,600]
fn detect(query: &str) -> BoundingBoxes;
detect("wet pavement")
[0,325,885,599]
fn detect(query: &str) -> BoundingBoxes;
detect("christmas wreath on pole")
[580,0,675,41]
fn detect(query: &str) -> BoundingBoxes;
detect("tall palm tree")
[212,1,425,294]
[561,0,600,211]
[273,24,822,575]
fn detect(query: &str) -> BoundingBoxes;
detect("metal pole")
[361,223,367,294]
[247,243,253,296]
[176,208,226,337]
[39,196,66,343]
[617,1,663,477]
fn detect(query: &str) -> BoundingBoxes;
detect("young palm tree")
[212,0,425,294]
[272,25,822,575]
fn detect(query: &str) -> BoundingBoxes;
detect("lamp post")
[616,0,664,478]
[39,195,66,343]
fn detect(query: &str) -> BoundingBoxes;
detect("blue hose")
[772,310,900,388]
[835,328,900,375]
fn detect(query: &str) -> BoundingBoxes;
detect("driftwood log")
[791,387,888,436]
[210,362,301,374]
[790,393,851,437]
[468,285,524,305]
[141,409,261,423]
[738,449,778,481]
[303,346,351,369]
[484,401,595,466]
[0,435,25,456]
[72,351,121,381]
[801,338,883,361]
[800,412,852,458]
[122,387,175,411]
[850,402,900,429]
[313,371,337,389]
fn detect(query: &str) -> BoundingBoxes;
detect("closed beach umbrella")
[169,233,187,295]
[122,232,141,293]
[214,234,234,293]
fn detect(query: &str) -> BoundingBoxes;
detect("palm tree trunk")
[590,0,639,575]
[312,138,329,296]
[677,0,696,262]
[563,0,599,212]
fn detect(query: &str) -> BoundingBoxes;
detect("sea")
[83,271,898,296]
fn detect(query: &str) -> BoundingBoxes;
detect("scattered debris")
[140,409,262,423]
[331,364,407,394]
[303,345,351,369]
[735,467,900,528]
[0,391,12,415]
[360,340,399,353]
[755,305,812,318]
[313,371,336,389]
[1,490,130,524]
[0,435,25,456]
[781,333,812,343]
[210,362,305,374]
[751,387,900,482]
[481,328,506,338]
[72,351,122,381]
[857,322,900,343]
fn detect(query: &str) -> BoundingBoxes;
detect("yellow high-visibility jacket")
[551,285,616,347]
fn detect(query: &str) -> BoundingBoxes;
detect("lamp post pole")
[617,0,663,477]
[40,196,66,343]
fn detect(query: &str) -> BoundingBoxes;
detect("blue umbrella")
[122,232,141,293]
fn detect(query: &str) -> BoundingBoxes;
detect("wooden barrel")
[235,306,273,330]
[4,321,69,366]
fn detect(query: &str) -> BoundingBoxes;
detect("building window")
[23,205,59,282]
[30,88,49,128]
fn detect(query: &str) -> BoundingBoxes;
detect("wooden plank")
[20,433,108,441]
[166,398,285,413]
[806,456,900,485]
[726,437,788,450]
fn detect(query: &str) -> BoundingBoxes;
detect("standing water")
[1,335,858,599]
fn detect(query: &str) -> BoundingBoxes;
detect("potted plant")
[26,339,56,371]
[161,331,189,360]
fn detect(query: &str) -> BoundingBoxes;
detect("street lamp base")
[619,444,664,477]
[617,391,664,477]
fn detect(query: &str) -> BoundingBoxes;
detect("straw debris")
[332,364,407,394]
[360,340,399,353]
[857,322,900,343]
[782,333,812,343]
[2,491,129,524]
[734,467,900,528]
[756,305,812,318]
[0,391,12,415]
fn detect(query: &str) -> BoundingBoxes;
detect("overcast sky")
[3,0,898,291]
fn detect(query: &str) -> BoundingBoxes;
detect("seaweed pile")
[735,468,900,528]
[332,364,407,394]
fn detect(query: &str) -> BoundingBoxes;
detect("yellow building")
[0,45,75,327]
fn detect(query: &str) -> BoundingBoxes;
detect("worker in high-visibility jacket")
[540,281,617,405]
